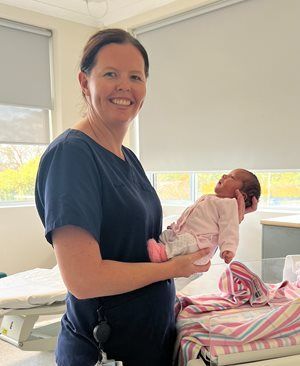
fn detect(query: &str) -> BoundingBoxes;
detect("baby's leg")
[194,238,217,265]
[148,231,208,264]
[147,238,168,263]
[164,232,199,258]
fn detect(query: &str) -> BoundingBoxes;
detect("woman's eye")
[104,71,117,78]
[131,75,143,81]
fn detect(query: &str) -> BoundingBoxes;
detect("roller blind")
[0,19,52,145]
[0,18,52,110]
[0,105,50,145]
[135,0,300,171]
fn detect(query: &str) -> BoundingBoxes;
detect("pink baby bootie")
[147,239,168,262]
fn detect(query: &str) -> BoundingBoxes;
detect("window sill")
[0,202,35,209]
[258,208,300,214]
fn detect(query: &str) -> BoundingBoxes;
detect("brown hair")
[80,28,149,77]
[240,170,261,208]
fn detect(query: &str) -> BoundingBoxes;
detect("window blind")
[0,19,52,144]
[0,18,52,110]
[135,0,300,171]
[0,105,50,145]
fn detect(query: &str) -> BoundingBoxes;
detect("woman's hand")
[235,189,258,223]
[169,248,211,278]
[245,196,258,214]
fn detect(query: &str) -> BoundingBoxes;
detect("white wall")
[0,205,55,275]
[0,3,97,275]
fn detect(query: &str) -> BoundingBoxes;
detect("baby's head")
[215,169,261,208]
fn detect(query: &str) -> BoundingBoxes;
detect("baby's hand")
[166,222,175,230]
[222,250,234,264]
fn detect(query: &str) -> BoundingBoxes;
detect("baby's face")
[214,169,246,198]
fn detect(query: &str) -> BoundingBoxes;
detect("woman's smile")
[109,97,133,106]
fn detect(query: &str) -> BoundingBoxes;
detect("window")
[0,105,50,206]
[256,171,300,210]
[0,20,52,206]
[147,171,300,215]
[0,143,47,205]
[156,172,191,204]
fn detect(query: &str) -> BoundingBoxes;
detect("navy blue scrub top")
[35,129,176,366]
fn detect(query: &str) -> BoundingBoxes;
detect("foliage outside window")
[0,144,46,205]
[155,173,191,202]
[259,171,300,209]
[0,104,49,206]
[196,172,220,198]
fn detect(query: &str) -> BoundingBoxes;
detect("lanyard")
[93,307,111,365]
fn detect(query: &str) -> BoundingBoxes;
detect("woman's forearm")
[70,260,175,299]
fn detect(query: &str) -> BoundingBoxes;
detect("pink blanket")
[175,261,300,365]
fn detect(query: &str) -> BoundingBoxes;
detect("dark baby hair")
[241,170,261,208]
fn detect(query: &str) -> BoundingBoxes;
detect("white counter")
[261,215,300,228]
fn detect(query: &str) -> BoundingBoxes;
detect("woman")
[35,29,256,366]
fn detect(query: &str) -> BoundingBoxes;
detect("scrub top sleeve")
[39,141,102,245]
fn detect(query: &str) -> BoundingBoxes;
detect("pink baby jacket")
[170,194,239,257]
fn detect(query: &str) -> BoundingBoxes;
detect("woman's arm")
[53,225,210,299]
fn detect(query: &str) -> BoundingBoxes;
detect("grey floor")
[0,341,56,366]
[0,315,58,366]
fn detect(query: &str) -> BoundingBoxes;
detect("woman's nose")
[116,78,130,91]
[222,174,227,179]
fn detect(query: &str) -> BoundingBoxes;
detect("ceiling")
[0,0,194,27]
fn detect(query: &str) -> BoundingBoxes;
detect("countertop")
[261,215,300,228]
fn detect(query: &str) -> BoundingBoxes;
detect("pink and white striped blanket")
[175,261,300,365]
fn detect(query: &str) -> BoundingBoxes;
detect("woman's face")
[214,169,245,198]
[80,43,147,127]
